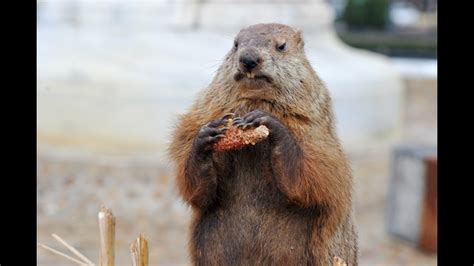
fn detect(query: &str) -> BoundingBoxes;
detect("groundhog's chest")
[217,140,283,207]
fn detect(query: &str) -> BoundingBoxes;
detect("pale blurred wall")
[38,0,404,163]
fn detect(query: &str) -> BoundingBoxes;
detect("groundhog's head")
[218,23,317,103]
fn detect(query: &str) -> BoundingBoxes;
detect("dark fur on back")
[168,23,358,265]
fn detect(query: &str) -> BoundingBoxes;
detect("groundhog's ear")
[296,29,305,48]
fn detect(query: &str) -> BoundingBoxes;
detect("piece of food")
[213,119,269,151]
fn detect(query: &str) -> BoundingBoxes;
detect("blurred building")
[37,0,404,161]
[394,0,437,12]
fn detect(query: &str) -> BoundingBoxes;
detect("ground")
[37,149,437,265]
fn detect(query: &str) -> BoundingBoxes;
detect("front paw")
[192,113,234,156]
[233,109,287,139]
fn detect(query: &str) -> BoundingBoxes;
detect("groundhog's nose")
[239,53,262,72]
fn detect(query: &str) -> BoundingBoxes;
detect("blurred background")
[37,0,437,265]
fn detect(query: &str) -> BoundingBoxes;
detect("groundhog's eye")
[277,42,287,52]
[234,41,238,49]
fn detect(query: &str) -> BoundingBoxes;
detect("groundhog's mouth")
[233,72,273,84]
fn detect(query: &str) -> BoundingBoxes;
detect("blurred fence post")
[387,144,437,253]
[419,156,437,252]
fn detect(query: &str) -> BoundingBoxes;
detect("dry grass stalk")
[98,206,116,266]
[52,233,95,265]
[39,207,151,266]
[130,234,149,266]
[38,243,90,266]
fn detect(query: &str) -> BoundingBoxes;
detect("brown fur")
[168,23,358,265]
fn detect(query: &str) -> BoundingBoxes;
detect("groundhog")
[168,23,358,265]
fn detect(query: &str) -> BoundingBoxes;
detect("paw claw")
[221,113,235,120]
[214,134,226,139]
[232,118,243,125]
[234,122,245,128]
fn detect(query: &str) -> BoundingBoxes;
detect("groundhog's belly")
[192,144,316,265]
[193,195,316,265]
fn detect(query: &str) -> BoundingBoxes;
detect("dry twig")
[130,234,149,266]
[98,206,116,266]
